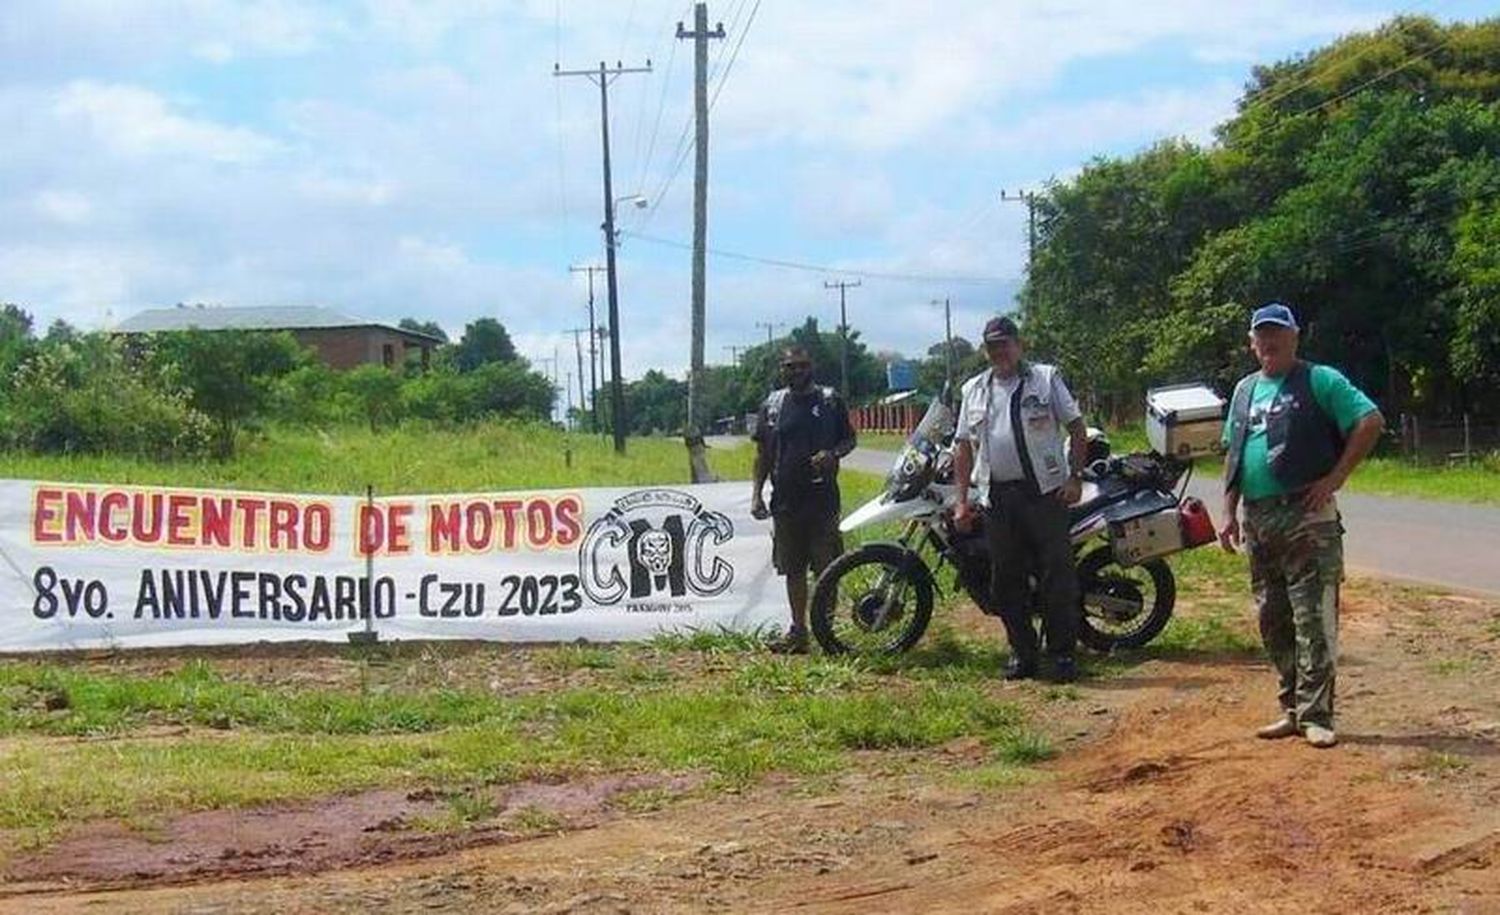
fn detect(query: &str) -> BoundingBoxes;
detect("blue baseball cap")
[1250,302,1299,331]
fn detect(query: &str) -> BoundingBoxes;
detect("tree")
[452,317,517,371]
[0,303,35,384]
[399,317,448,343]
[155,329,307,457]
[342,364,405,432]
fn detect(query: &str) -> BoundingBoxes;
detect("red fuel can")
[1179,497,1216,548]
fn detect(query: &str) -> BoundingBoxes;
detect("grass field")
[0,634,1049,843]
[0,422,757,493]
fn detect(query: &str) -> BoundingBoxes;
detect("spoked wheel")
[1076,546,1176,652]
[810,543,933,656]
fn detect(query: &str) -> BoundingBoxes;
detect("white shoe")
[1303,724,1337,748]
[1255,717,1299,739]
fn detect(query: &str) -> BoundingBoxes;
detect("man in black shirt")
[751,346,857,653]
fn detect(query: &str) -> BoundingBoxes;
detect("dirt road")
[5,577,1497,914]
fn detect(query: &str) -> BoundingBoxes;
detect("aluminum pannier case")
[1146,383,1225,459]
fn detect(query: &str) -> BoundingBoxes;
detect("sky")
[1,0,1492,391]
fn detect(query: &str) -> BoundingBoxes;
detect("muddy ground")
[2,577,1498,914]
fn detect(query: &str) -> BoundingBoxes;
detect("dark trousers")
[986,481,1079,660]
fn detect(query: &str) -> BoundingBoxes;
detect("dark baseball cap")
[982,315,1021,342]
[1250,302,1299,331]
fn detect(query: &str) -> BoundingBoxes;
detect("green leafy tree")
[342,364,405,432]
[452,317,517,371]
[398,317,448,343]
[154,329,307,457]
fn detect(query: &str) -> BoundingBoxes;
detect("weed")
[650,625,771,654]
[539,645,619,673]
[1429,657,1480,676]
[509,805,564,834]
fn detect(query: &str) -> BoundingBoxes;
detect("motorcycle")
[808,394,1218,657]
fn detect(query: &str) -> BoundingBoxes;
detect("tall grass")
[0,421,757,494]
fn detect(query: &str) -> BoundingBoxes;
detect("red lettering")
[495,500,522,550]
[554,496,583,547]
[64,490,98,543]
[357,505,384,556]
[525,500,553,548]
[387,504,412,554]
[236,498,265,549]
[99,492,129,543]
[167,494,195,546]
[304,504,331,551]
[464,502,493,551]
[32,489,62,543]
[268,501,298,550]
[131,493,163,542]
[429,503,460,553]
[201,498,234,548]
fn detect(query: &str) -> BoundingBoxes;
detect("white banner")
[0,480,782,652]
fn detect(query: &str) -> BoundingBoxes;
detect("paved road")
[825,443,1500,596]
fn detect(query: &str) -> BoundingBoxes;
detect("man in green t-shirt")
[1219,303,1384,749]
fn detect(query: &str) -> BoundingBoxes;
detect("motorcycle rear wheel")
[1076,546,1176,652]
[810,543,934,656]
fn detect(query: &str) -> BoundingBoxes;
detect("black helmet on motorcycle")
[1085,427,1111,464]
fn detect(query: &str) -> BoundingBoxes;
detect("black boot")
[1046,655,1079,684]
[1002,655,1038,681]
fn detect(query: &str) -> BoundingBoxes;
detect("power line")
[638,0,760,230]
[619,229,1010,284]
[632,5,690,202]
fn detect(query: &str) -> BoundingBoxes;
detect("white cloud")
[54,81,282,164]
[33,190,94,225]
[973,81,1244,153]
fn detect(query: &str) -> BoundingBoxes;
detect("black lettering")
[309,577,332,621]
[419,573,439,617]
[283,575,307,622]
[162,569,187,619]
[33,567,59,619]
[374,577,395,619]
[231,571,256,618]
[497,575,520,617]
[559,574,582,614]
[258,574,282,620]
[200,571,227,619]
[334,577,356,620]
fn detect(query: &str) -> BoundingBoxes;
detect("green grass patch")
[0,421,756,494]
[0,659,1042,836]
[1429,657,1481,677]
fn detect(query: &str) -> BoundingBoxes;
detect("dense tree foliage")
[1021,16,1500,420]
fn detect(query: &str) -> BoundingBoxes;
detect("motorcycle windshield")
[885,397,956,495]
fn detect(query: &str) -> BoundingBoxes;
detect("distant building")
[115,305,442,370]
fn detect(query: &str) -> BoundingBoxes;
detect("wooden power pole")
[570,264,607,432]
[678,3,725,482]
[823,279,861,395]
[555,60,651,454]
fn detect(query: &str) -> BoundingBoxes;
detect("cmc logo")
[578,489,735,605]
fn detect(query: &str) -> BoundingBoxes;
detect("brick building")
[115,305,442,370]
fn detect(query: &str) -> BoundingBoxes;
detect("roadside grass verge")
[0,421,756,493]
[0,653,1043,840]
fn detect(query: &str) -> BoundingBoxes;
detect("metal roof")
[115,305,444,342]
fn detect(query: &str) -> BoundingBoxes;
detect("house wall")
[292,328,432,370]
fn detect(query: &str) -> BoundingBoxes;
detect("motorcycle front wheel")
[1076,546,1176,652]
[809,543,934,656]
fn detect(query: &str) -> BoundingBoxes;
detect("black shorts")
[772,510,843,576]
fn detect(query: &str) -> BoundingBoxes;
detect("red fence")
[852,403,923,435]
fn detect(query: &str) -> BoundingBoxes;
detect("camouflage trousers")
[1243,497,1344,730]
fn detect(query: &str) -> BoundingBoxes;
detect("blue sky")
[1,0,1491,385]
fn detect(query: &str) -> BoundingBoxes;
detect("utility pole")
[569,264,607,431]
[564,370,574,429]
[755,320,784,348]
[678,4,726,483]
[724,344,744,364]
[536,354,558,423]
[823,280,861,395]
[1000,189,1037,272]
[566,327,589,430]
[930,297,953,393]
[555,59,652,455]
